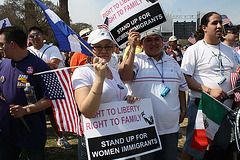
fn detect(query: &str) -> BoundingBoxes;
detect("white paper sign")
[82,98,161,160]
[100,0,166,48]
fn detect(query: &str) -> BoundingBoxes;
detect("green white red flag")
[191,92,229,152]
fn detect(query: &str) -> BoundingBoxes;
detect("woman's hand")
[92,57,108,80]
[124,95,140,104]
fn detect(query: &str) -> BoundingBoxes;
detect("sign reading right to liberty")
[82,98,161,160]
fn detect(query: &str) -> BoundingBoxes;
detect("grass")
[19,118,189,160]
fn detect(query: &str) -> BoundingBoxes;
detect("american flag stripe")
[57,70,80,133]
[43,69,81,136]
[56,71,73,130]
[230,73,240,102]
[97,24,109,31]
[53,72,72,131]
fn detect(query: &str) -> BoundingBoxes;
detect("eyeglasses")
[0,42,7,48]
[91,45,113,52]
[29,33,42,38]
[227,30,239,34]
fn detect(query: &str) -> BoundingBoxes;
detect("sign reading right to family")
[82,98,161,160]
[100,0,167,48]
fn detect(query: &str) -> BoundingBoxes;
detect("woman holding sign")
[72,27,139,160]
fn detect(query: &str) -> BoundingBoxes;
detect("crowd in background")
[1,11,240,160]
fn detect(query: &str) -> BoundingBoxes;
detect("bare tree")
[0,0,92,43]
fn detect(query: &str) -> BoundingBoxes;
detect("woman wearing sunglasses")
[71,28,139,160]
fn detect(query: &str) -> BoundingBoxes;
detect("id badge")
[217,76,226,85]
[160,84,171,97]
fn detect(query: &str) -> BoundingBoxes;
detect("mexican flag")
[191,92,230,152]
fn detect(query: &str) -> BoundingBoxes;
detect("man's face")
[224,29,239,43]
[142,35,163,57]
[169,40,177,49]
[29,30,44,48]
[203,13,223,39]
[0,34,10,58]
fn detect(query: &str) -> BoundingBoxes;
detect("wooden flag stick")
[72,34,98,57]
[227,85,240,94]
[33,64,93,75]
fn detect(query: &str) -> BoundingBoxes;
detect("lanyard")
[150,57,164,83]
[203,40,224,73]
[106,67,123,101]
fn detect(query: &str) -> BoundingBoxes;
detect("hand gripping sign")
[100,0,167,48]
[82,98,161,160]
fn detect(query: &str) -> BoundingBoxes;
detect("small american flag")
[97,17,109,31]
[188,33,196,44]
[221,15,233,26]
[230,73,240,102]
[41,69,82,136]
[235,46,240,51]
[97,24,109,31]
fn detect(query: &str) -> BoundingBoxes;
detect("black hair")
[0,26,27,49]
[198,12,221,38]
[28,26,44,34]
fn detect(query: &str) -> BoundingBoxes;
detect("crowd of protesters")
[0,11,240,160]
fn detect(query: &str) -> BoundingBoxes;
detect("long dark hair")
[195,12,221,40]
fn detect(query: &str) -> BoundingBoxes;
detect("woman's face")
[91,39,114,62]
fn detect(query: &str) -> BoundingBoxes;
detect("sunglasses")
[91,45,113,52]
[227,30,239,34]
[29,33,42,38]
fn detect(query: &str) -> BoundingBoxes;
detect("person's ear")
[202,25,207,32]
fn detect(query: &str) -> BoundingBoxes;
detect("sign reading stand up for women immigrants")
[82,98,161,160]
[100,0,167,48]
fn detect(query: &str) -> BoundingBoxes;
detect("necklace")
[203,39,224,73]
[107,67,124,90]
[106,68,124,101]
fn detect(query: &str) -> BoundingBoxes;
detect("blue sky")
[1,0,240,29]
[50,0,240,29]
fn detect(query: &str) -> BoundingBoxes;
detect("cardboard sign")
[100,0,167,48]
[82,98,161,160]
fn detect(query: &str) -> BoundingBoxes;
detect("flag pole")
[33,64,93,75]
[72,34,98,57]
[227,85,240,94]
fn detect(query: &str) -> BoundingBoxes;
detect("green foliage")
[0,0,92,43]
[70,22,93,35]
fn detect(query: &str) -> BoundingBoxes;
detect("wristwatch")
[26,106,31,114]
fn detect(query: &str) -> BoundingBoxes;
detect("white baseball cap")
[169,36,178,42]
[87,29,113,44]
[140,28,162,40]
[79,28,91,38]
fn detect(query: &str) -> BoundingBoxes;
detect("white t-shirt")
[223,44,240,65]
[28,44,64,68]
[108,53,119,71]
[130,51,188,135]
[71,65,127,103]
[181,40,237,107]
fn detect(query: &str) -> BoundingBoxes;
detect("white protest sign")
[0,18,11,29]
[82,98,161,160]
[100,0,166,48]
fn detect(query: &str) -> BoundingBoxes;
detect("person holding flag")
[181,12,240,160]
[0,26,51,159]
[72,27,139,160]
